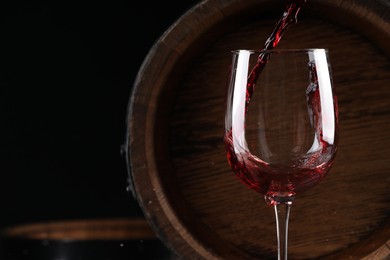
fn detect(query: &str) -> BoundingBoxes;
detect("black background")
[0,1,200,227]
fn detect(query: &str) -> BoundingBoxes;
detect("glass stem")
[274,202,291,260]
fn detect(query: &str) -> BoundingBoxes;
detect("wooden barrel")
[0,218,174,259]
[126,0,390,259]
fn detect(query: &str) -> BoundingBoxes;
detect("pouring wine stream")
[246,1,308,259]
[246,0,308,109]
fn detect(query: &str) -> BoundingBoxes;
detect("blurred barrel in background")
[0,219,175,259]
[126,0,390,259]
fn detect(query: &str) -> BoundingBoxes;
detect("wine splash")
[225,134,335,198]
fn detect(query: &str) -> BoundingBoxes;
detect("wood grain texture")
[127,0,390,259]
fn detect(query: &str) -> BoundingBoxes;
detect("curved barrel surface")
[127,0,390,259]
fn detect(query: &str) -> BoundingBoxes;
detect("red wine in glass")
[224,48,338,260]
[226,57,338,201]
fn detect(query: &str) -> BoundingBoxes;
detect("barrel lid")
[127,0,390,259]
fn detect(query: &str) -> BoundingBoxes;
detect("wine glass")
[224,49,338,259]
